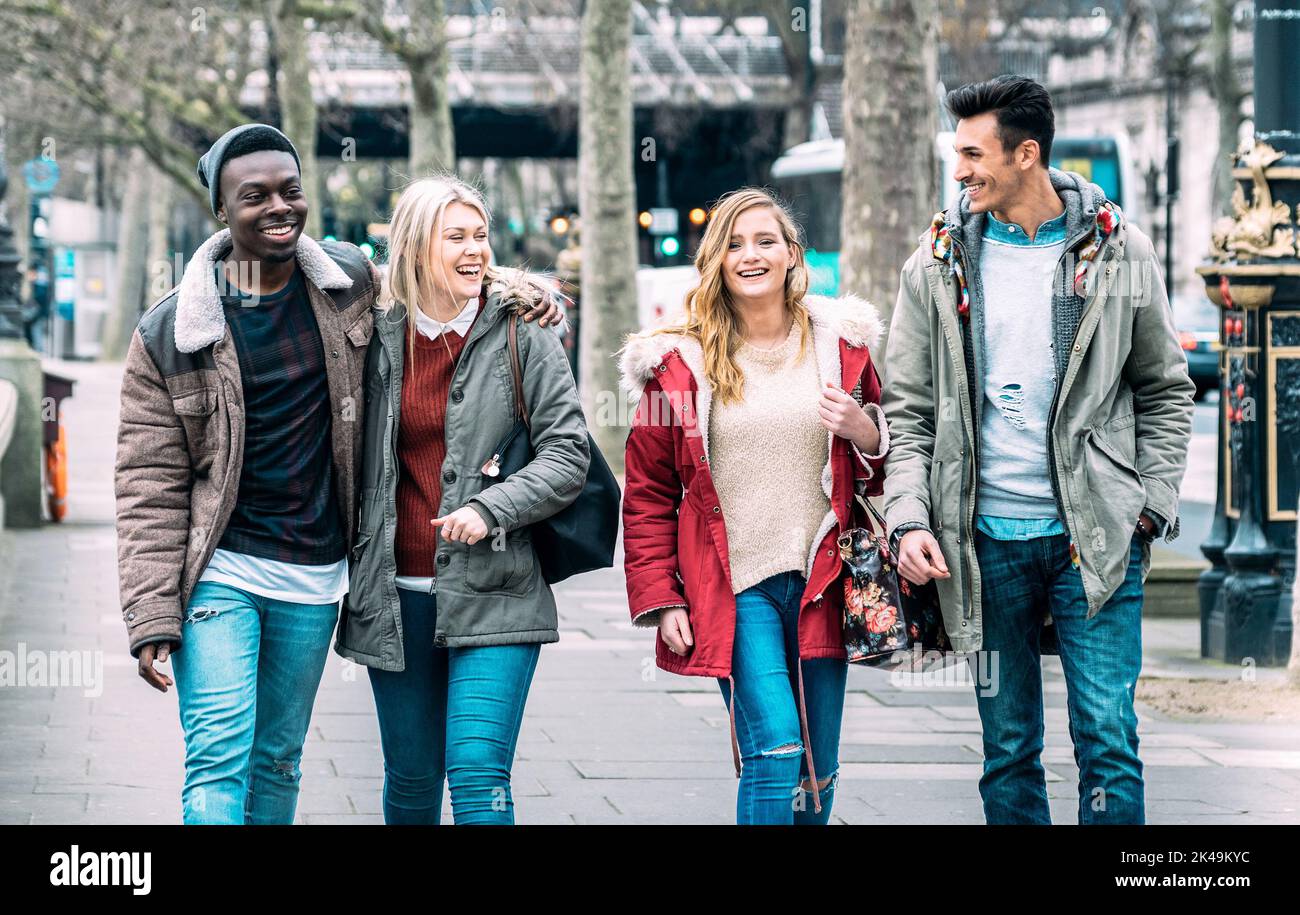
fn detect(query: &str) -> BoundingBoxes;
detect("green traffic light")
[660,236,680,257]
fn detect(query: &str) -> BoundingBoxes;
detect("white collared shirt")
[414,297,480,341]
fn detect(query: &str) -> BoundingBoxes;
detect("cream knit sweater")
[708,321,830,595]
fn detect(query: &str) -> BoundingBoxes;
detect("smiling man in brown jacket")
[115,124,381,825]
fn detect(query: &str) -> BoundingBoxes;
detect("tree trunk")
[839,0,936,358]
[268,0,321,238]
[506,158,528,253]
[407,0,455,177]
[2,118,32,304]
[578,0,639,474]
[772,0,815,150]
[1209,0,1243,218]
[781,43,813,150]
[782,95,813,151]
[146,167,173,302]
[101,146,151,361]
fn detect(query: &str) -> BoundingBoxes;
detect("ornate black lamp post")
[1196,1,1299,665]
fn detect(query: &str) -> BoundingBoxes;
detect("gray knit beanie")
[196,124,301,218]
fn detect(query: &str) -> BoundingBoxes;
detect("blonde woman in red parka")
[619,188,889,824]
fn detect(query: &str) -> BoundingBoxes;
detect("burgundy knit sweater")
[394,314,478,576]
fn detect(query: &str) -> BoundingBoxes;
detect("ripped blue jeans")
[718,571,848,825]
[171,581,338,825]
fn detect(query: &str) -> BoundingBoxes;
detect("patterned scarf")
[930,202,1122,322]
[1071,203,1121,296]
[929,213,969,319]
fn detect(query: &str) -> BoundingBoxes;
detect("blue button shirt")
[984,210,1067,246]
[976,515,1066,541]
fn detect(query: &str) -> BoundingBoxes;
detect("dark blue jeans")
[367,588,540,825]
[972,530,1145,825]
[717,571,848,825]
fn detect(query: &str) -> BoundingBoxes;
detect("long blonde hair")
[379,175,499,357]
[652,187,811,404]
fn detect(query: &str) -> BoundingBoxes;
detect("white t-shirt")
[199,549,348,605]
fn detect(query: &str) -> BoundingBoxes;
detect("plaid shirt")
[216,268,345,565]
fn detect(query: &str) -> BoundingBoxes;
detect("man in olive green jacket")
[881,78,1194,825]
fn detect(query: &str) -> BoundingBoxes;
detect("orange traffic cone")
[45,424,68,522]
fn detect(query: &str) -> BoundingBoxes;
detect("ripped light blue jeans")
[718,571,848,825]
[171,580,338,825]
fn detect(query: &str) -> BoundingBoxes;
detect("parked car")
[1179,328,1220,400]
[1172,294,1220,401]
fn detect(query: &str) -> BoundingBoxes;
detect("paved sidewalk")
[1,360,1297,825]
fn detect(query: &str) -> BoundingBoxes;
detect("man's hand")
[819,383,880,454]
[659,607,694,656]
[138,642,176,693]
[432,506,490,544]
[520,285,564,328]
[897,529,951,585]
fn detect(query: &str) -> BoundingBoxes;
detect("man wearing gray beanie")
[116,122,378,825]
[196,123,301,220]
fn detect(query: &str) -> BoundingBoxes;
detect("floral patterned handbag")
[839,491,951,668]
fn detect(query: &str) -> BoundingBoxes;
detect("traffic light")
[659,236,680,257]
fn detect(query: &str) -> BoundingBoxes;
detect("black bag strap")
[852,491,888,537]
[507,312,531,431]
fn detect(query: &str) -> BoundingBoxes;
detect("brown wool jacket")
[114,229,379,657]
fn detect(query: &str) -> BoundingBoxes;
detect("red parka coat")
[619,294,889,680]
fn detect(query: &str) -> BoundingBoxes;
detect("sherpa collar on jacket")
[173,228,354,354]
[618,293,883,456]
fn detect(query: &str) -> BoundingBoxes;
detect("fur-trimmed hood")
[171,228,354,353]
[617,292,883,402]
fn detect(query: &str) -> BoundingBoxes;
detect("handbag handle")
[507,312,531,431]
[852,491,888,537]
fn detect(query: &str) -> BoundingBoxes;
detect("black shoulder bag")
[479,313,621,584]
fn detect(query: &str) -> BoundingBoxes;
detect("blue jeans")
[717,571,848,825]
[972,531,1146,825]
[367,588,540,825]
[171,581,339,825]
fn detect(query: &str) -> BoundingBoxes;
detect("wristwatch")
[1135,514,1157,542]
